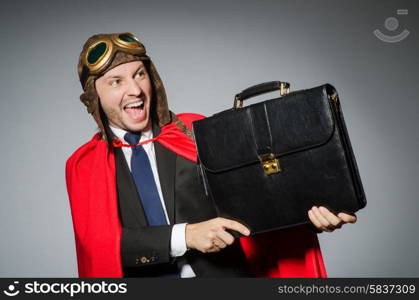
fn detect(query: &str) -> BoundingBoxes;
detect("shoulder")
[65,133,106,172]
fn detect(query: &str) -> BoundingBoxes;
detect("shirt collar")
[109,125,153,143]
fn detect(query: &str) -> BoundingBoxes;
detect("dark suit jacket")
[114,123,251,277]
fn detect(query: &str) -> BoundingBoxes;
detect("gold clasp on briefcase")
[259,153,281,175]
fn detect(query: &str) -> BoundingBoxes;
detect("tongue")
[125,107,143,120]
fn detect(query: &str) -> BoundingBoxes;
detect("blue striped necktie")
[124,132,168,226]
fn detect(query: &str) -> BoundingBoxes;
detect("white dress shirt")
[110,126,196,278]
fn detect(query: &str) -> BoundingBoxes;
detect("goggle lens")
[87,42,107,64]
[119,34,139,43]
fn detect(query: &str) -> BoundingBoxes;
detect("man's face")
[95,60,153,132]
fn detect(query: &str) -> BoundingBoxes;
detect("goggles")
[80,33,146,87]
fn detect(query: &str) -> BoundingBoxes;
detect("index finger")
[337,212,357,223]
[220,218,250,236]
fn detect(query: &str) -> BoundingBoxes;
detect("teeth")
[125,101,144,109]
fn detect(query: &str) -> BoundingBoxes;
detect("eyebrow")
[134,65,145,74]
[104,65,145,80]
[106,75,122,79]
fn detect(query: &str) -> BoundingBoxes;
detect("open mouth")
[123,100,145,121]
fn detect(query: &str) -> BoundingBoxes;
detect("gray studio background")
[0,0,418,277]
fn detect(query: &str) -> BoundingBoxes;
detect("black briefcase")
[192,81,366,235]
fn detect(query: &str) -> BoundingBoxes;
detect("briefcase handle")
[234,81,290,109]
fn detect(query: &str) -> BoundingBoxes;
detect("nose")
[126,77,142,97]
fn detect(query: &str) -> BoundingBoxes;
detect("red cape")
[66,113,327,278]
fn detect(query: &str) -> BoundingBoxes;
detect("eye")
[110,79,120,87]
[135,70,146,78]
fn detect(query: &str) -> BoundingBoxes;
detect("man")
[66,32,357,278]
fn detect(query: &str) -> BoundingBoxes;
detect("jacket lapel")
[153,123,177,224]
